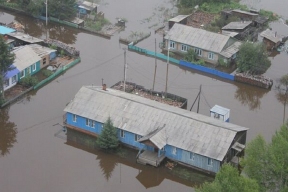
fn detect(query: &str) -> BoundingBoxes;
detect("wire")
[201,91,212,108]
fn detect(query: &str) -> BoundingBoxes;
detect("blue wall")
[50,51,57,60]
[179,60,235,81]
[66,112,221,173]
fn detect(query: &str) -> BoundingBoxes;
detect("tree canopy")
[180,0,230,7]
[196,164,259,192]
[236,42,271,75]
[96,117,119,151]
[0,35,15,104]
[242,123,288,192]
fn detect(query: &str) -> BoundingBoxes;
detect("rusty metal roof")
[64,86,249,161]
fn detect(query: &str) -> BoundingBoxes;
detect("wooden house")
[164,23,241,65]
[168,15,189,29]
[12,46,41,81]
[260,29,282,50]
[77,0,98,15]
[63,85,248,174]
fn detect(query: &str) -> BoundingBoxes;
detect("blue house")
[12,46,41,81]
[3,65,20,91]
[64,85,248,174]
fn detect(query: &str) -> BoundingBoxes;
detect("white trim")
[172,147,177,155]
[208,158,213,166]
[190,152,195,161]
[19,70,25,79]
[181,44,188,52]
[32,63,36,72]
[195,48,202,56]
[208,52,214,60]
[120,130,125,138]
[72,114,77,122]
[12,75,17,83]
[169,41,175,49]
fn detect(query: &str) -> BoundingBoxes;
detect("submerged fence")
[128,44,234,81]
[34,58,81,90]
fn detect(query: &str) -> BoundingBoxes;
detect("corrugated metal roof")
[260,29,282,43]
[0,26,15,35]
[27,44,56,57]
[165,23,230,53]
[12,46,41,71]
[8,32,43,43]
[222,21,252,30]
[64,86,249,161]
[220,41,242,58]
[169,15,189,22]
[232,9,258,16]
[210,105,230,116]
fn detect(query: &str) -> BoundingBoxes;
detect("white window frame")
[208,158,213,166]
[12,75,17,83]
[86,118,90,126]
[72,114,77,122]
[172,147,177,155]
[32,63,36,72]
[181,44,188,52]
[190,152,195,161]
[208,52,214,60]
[27,67,31,75]
[91,121,95,128]
[120,130,125,138]
[169,41,175,49]
[134,134,141,141]
[19,70,25,79]
[195,48,202,56]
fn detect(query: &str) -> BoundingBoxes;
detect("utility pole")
[123,48,127,92]
[152,38,157,91]
[165,35,170,95]
[197,85,202,113]
[45,0,48,40]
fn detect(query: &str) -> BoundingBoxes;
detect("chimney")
[102,84,107,91]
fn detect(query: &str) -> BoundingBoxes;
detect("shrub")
[42,69,53,77]
[19,76,39,87]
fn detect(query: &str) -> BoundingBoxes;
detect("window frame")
[190,152,195,161]
[43,58,47,65]
[169,41,175,49]
[91,120,95,128]
[172,147,177,155]
[12,75,17,83]
[72,114,77,122]
[208,52,214,60]
[181,44,188,52]
[27,67,31,75]
[208,158,213,166]
[86,118,90,127]
[195,48,202,56]
[134,134,141,141]
[4,79,9,87]
[32,63,36,72]
[120,130,125,138]
[19,70,25,79]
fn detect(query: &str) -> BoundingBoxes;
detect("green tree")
[96,117,119,151]
[0,36,15,105]
[242,124,288,192]
[236,42,271,75]
[196,164,259,192]
[276,74,288,124]
[184,48,198,63]
[48,0,76,20]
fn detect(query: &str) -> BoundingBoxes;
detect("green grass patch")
[42,69,53,77]
[200,1,248,14]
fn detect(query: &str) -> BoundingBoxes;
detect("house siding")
[17,60,41,80]
[165,145,220,173]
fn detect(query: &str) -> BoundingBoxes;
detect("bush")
[19,76,39,87]
[42,69,53,77]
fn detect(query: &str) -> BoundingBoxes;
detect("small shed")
[231,9,258,21]
[260,29,282,50]
[77,0,99,15]
[210,105,230,122]
[168,15,189,29]
[222,21,252,33]
[7,32,43,46]
[68,17,84,28]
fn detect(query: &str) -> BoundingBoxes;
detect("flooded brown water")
[1,0,288,191]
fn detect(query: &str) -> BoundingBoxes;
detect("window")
[181,44,188,52]
[27,67,31,75]
[43,58,47,65]
[91,121,95,128]
[190,152,195,161]
[208,52,214,60]
[86,118,90,126]
[32,64,36,72]
[4,79,9,87]
[134,134,141,141]
[195,48,202,56]
[12,75,17,83]
[172,147,177,155]
[19,70,25,79]
[72,114,77,122]
[120,130,125,138]
[169,41,175,49]
[208,158,213,166]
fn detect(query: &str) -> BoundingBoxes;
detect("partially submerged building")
[164,23,241,65]
[63,85,248,174]
[77,0,98,15]
[260,28,282,50]
[7,31,43,46]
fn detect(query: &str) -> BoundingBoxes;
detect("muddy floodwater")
[1,0,288,191]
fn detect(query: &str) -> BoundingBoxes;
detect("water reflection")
[14,15,46,37]
[234,84,269,110]
[48,24,78,44]
[0,106,17,156]
[96,151,118,181]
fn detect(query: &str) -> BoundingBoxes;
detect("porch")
[137,150,166,167]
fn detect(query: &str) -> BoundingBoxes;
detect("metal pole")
[165,36,170,95]
[153,38,157,91]
[46,0,48,26]
[197,85,202,113]
[123,48,127,92]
